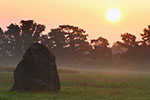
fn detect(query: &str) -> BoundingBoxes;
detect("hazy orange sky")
[0,0,150,44]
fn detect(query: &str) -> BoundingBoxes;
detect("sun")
[106,8,121,22]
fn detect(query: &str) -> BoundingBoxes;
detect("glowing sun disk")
[106,8,121,22]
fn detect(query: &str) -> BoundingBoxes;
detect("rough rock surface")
[11,43,60,92]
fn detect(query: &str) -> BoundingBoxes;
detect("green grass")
[0,68,150,100]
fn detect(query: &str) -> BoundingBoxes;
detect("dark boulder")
[11,43,60,92]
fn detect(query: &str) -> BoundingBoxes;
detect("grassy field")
[0,67,150,100]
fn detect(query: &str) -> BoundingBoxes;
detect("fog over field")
[1,57,150,74]
[1,0,150,99]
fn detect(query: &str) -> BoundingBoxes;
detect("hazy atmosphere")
[1,0,150,100]
[1,0,150,44]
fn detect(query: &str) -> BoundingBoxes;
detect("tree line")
[0,20,150,68]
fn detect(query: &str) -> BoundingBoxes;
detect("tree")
[121,33,138,49]
[0,27,3,34]
[0,20,46,57]
[0,27,5,56]
[141,25,150,45]
[20,20,45,51]
[111,41,128,56]
[48,25,91,58]
[91,36,111,59]
[59,25,91,57]
[4,24,21,56]
[118,33,145,65]
[137,25,150,63]
[40,35,53,49]
[48,28,67,55]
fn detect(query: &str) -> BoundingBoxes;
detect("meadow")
[0,67,150,100]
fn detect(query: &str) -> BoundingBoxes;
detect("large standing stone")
[11,43,60,92]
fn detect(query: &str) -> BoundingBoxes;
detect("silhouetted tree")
[116,33,146,66]
[48,28,67,55]
[0,25,21,56]
[0,27,5,56]
[111,41,128,56]
[91,37,111,59]
[40,35,53,49]
[0,20,45,57]
[121,33,138,49]
[59,25,91,57]
[48,25,91,58]
[2,20,150,68]
[0,27,3,34]
[4,24,22,56]
[136,25,150,64]
[20,20,45,51]
[140,25,150,46]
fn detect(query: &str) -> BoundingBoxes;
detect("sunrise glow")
[106,8,121,22]
[0,0,150,44]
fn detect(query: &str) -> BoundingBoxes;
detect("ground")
[0,67,150,100]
